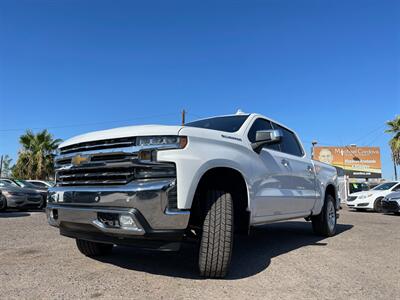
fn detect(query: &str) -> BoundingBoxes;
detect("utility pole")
[311,140,318,159]
[0,155,3,177]
[181,109,186,126]
[394,161,398,181]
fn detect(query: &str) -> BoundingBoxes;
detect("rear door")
[272,123,317,213]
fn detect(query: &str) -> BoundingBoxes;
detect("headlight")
[4,191,25,197]
[136,136,187,149]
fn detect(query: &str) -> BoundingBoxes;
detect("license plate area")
[61,191,102,204]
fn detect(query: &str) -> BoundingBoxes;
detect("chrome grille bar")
[55,137,176,186]
[59,137,136,154]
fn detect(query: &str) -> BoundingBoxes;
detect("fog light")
[119,214,139,230]
[50,209,58,220]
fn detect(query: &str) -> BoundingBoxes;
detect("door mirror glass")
[252,129,282,151]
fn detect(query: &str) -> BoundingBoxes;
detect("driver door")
[248,118,296,221]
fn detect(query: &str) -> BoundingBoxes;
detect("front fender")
[157,136,253,209]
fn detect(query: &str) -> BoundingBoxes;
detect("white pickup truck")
[47,112,339,278]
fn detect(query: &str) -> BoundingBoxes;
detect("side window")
[248,118,280,151]
[273,124,304,156]
[392,184,400,192]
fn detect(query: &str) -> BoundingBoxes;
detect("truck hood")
[59,125,183,148]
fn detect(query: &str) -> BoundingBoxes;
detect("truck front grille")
[59,137,136,155]
[55,138,175,186]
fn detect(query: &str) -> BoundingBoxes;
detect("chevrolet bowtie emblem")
[71,155,90,166]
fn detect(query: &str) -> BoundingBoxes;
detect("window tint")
[31,182,47,188]
[392,184,400,191]
[248,118,280,151]
[273,124,303,156]
[373,182,398,190]
[185,115,249,133]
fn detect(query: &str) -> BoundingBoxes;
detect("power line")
[348,123,386,145]
[0,112,178,133]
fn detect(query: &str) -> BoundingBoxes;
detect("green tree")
[385,115,400,180]
[12,130,62,180]
[0,155,13,177]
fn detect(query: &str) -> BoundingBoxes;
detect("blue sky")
[0,0,399,179]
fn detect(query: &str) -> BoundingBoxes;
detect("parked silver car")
[0,181,43,210]
[381,192,400,215]
[0,190,6,210]
[0,179,47,208]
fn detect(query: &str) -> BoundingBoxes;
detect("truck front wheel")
[75,239,113,257]
[311,194,337,237]
[198,190,234,278]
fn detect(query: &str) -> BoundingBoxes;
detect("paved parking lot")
[0,207,399,299]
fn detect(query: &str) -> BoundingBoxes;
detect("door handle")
[307,166,314,173]
[281,159,290,167]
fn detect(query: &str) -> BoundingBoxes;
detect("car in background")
[0,181,43,210]
[349,182,370,194]
[346,181,400,212]
[0,190,6,211]
[27,180,54,188]
[0,179,48,208]
[381,192,400,215]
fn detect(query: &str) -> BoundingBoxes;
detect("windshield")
[349,182,370,194]
[0,181,13,188]
[372,182,398,191]
[185,115,249,133]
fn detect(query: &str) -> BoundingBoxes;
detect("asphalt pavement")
[0,207,399,299]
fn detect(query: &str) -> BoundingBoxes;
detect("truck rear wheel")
[311,194,336,237]
[75,239,113,257]
[198,190,234,278]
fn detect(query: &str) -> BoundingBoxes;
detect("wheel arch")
[325,183,339,210]
[189,166,250,234]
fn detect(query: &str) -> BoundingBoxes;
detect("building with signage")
[313,146,382,179]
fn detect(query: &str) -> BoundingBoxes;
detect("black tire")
[373,197,383,213]
[39,196,46,209]
[75,239,113,257]
[0,195,7,211]
[311,194,337,237]
[198,190,234,278]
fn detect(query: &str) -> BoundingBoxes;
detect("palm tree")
[12,130,62,180]
[385,116,400,180]
[0,155,13,177]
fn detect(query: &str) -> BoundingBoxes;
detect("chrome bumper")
[46,179,190,237]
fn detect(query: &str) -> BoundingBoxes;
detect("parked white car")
[27,180,54,188]
[346,181,400,212]
[47,112,339,278]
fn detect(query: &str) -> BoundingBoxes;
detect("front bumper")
[381,200,400,213]
[6,195,43,208]
[346,197,373,209]
[46,179,190,246]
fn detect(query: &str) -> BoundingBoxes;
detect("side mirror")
[252,129,282,151]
